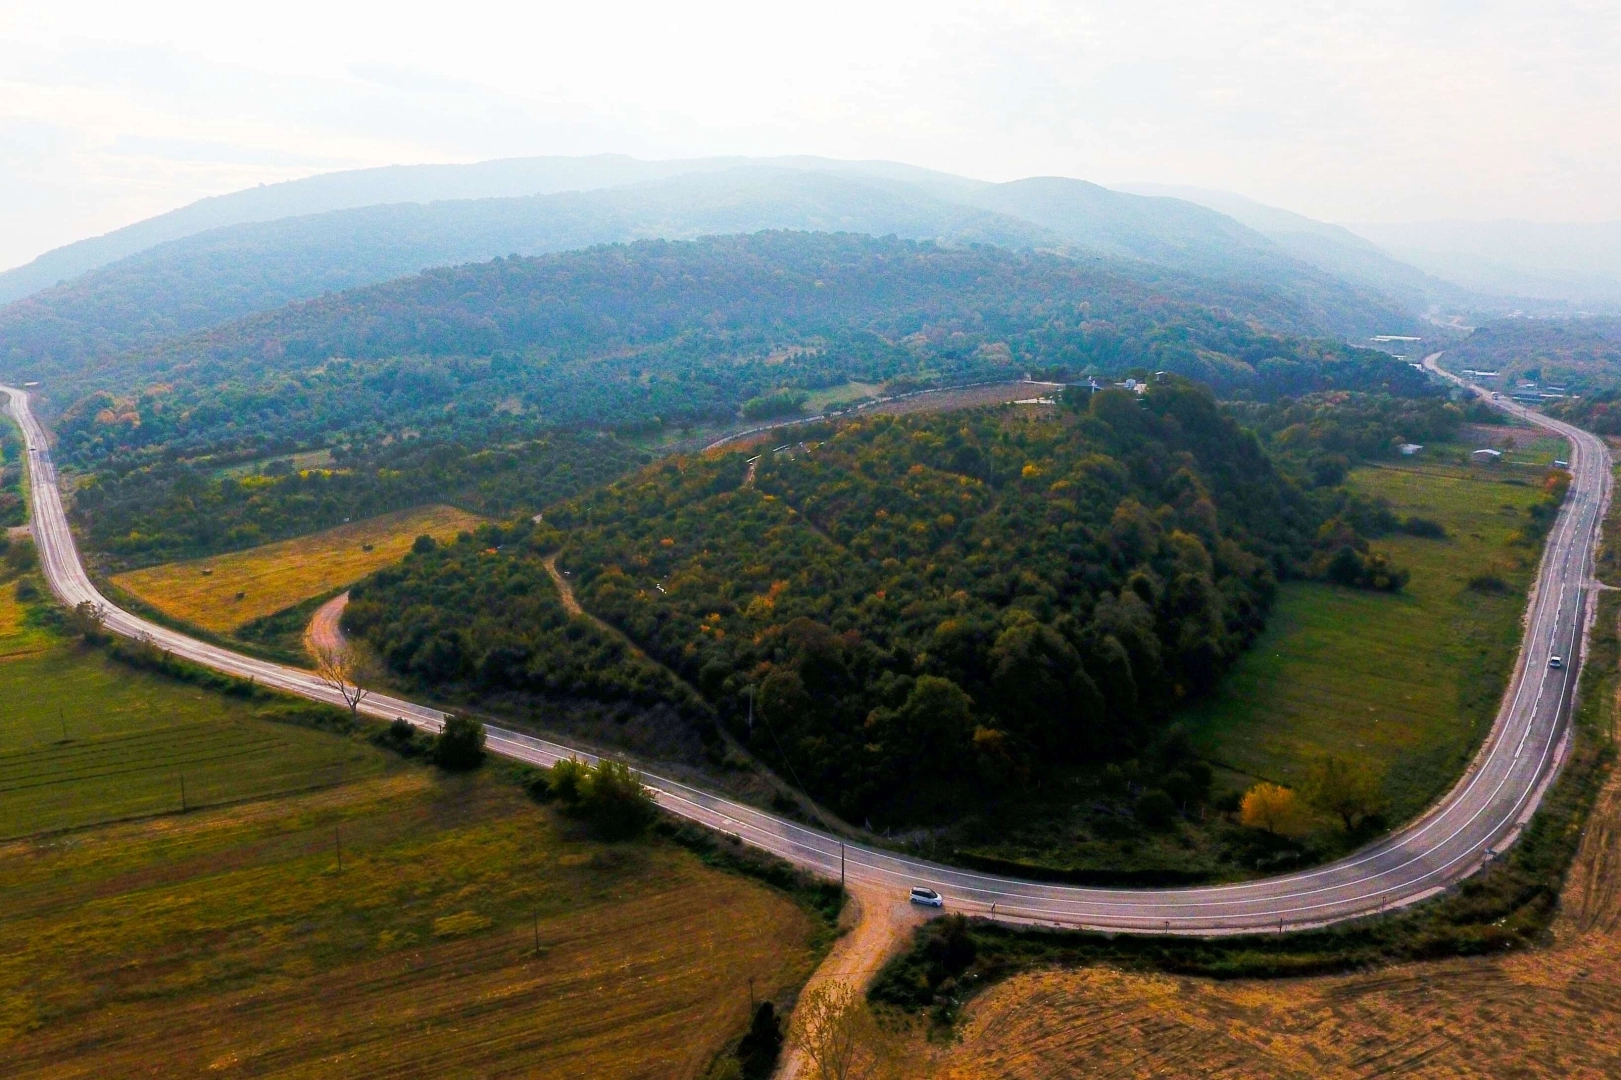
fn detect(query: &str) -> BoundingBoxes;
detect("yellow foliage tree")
[1240,782,1299,834]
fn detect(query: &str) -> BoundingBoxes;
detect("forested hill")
[0,166,1419,381]
[346,382,1394,821]
[53,232,1426,473]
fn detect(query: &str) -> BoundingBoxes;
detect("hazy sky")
[3,0,1619,270]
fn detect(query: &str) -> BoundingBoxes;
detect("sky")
[3,0,1620,271]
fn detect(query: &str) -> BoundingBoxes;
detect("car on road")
[909,886,944,907]
[1550,655,1564,669]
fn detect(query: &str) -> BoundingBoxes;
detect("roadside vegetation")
[0,401,24,529]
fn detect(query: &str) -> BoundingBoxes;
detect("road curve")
[3,376,1610,935]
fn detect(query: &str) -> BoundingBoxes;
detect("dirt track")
[303,591,349,658]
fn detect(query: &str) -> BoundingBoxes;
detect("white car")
[1549,656,1563,669]
[909,886,944,907]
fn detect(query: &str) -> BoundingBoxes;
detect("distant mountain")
[970,178,1416,334]
[0,154,980,304]
[1117,183,1500,313]
[1346,220,1621,310]
[0,166,1420,382]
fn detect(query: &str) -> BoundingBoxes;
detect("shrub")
[1239,782,1299,834]
[372,716,426,757]
[1467,573,1508,594]
[549,758,657,839]
[431,713,486,770]
[1134,789,1178,830]
[14,577,39,602]
[5,535,36,573]
[1401,515,1447,539]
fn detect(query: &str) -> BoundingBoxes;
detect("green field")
[0,577,827,1075]
[1185,459,1556,822]
[0,588,381,838]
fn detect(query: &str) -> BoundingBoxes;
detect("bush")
[1134,789,1178,830]
[14,577,38,602]
[1467,573,1509,594]
[431,713,486,770]
[5,536,36,573]
[549,758,658,839]
[372,716,427,757]
[1401,515,1447,539]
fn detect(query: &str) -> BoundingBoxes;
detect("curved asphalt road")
[3,368,1609,935]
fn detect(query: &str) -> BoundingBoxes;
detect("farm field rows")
[0,585,379,837]
[109,504,484,633]
[0,583,827,1076]
[0,771,825,1078]
[1185,458,1555,822]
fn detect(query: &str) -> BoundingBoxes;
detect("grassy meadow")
[1185,457,1556,822]
[0,580,828,1076]
[109,504,484,633]
[0,584,380,838]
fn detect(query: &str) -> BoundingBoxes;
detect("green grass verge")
[1187,461,1551,822]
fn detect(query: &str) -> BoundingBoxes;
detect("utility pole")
[533,909,540,955]
[335,828,342,873]
[179,772,187,813]
[59,707,66,741]
[746,685,755,735]
[840,840,846,891]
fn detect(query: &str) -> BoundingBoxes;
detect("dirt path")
[303,591,349,658]
[779,884,932,1079]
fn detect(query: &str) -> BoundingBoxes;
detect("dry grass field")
[907,764,1621,1079]
[1,772,825,1079]
[109,504,484,632]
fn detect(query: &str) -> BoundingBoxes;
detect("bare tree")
[793,983,892,1080]
[313,641,372,720]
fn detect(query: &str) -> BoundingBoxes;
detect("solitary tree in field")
[793,982,891,1080]
[313,641,371,721]
[1240,782,1299,834]
[1302,755,1385,832]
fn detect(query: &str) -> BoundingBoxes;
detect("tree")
[1240,782,1299,834]
[313,640,372,721]
[736,1001,783,1080]
[1302,755,1385,832]
[68,599,109,643]
[432,714,487,771]
[793,982,891,1080]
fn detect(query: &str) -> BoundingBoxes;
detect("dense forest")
[346,381,1413,821]
[1450,317,1621,393]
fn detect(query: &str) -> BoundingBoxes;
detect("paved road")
[3,373,1610,935]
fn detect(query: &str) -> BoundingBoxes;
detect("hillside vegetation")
[346,382,1417,823]
[0,166,1416,380]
